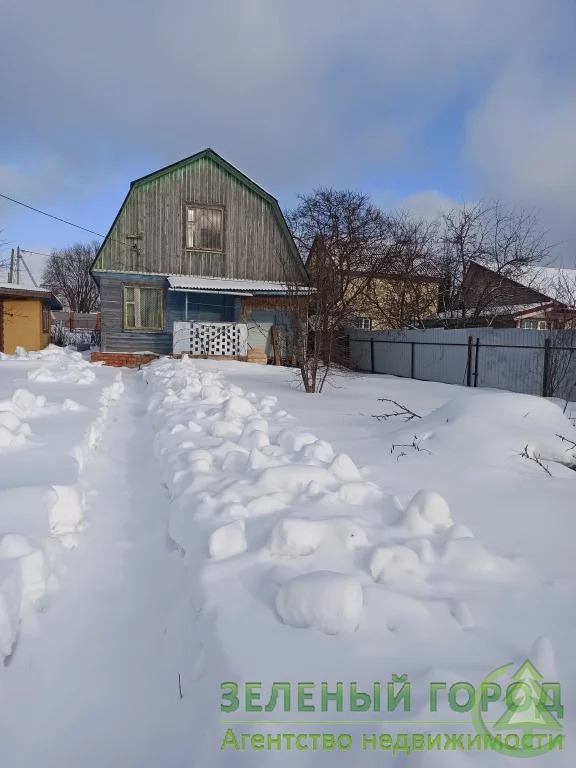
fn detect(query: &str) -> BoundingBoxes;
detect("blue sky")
[1,0,575,283]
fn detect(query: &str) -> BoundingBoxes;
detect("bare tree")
[358,212,441,329]
[433,199,554,326]
[539,273,576,403]
[41,240,100,312]
[285,188,392,392]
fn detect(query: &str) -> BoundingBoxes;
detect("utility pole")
[19,250,38,287]
[16,246,20,284]
[8,248,14,283]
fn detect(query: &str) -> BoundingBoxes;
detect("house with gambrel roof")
[90,149,308,365]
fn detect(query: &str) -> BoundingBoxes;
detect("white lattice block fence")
[173,321,248,356]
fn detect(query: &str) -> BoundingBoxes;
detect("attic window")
[186,205,223,251]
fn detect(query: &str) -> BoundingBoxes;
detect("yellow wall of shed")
[2,298,50,354]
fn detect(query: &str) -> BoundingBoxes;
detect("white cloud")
[0,1,556,174]
[0,0,574,258]
[464,59,576,263]
[396,190,462,220]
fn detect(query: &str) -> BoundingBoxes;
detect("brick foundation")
[91,352,255,368]
[90,352,160,368]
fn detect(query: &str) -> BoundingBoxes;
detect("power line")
[20,249,52,258]
[0,192,107,238]
[0,191,139,256]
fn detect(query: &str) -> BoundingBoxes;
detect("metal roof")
[167,276,313,295]
[0,283,62,309]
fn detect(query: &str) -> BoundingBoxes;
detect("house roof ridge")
[130,148,277,202]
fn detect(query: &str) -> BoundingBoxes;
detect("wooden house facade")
[91,149,308,364]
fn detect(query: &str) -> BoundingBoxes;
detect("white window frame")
[519,318,552,330]
[353,316,372,330]
[123,286,163,331]
[185,204,224,252]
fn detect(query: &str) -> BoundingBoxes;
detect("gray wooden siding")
[94,156,300,282]
[100,275,244,352]
[100,275,172,353]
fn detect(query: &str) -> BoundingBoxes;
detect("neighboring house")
[435,262,576,329]
[306,237,441,330]
[0,283,62,355]
[52,311,101,331]
[90,148,308,365]
[345,272,441,330]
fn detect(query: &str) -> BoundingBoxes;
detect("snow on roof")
[435,302,556,320]
[167,276,313,294]
[518,267,576,305]
[0,282,62,309]
[0,281,51,294]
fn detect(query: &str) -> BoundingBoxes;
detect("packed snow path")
[0,375,193,767]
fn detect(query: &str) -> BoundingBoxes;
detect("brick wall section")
[90,352,252,367]
[91,352,159,368]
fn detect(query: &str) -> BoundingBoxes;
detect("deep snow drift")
[0,346,123,663]
[388,391,576,475]
[140,357,575,765]
[0,350,574,766]
[145,358,520,638]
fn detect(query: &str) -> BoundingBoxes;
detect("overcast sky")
[1,0,575,282]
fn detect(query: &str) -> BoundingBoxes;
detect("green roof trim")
[131,148,276,205]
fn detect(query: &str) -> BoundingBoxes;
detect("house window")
[519,318,552,330]
[353,316,372,330]
[123,286,163,330]
[186,205,223,251]
[42,304,50,333]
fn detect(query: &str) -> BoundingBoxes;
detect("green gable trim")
[130,148,276,205]
[89,187,131,275]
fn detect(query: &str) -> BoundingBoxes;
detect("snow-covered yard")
[0,348,574,766]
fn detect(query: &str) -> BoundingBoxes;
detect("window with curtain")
[123,286,163,330]
[186,205,223,251]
